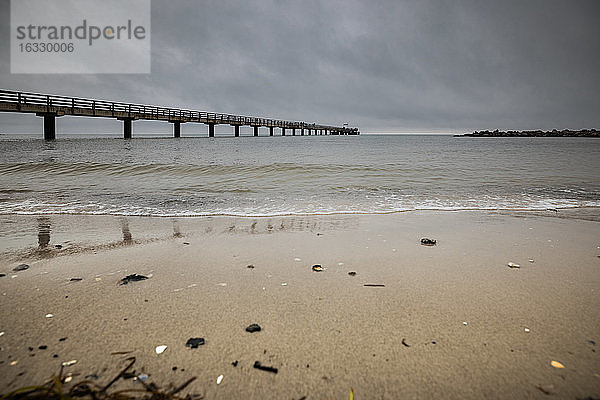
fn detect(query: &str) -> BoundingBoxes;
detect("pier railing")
[0,89,360,139]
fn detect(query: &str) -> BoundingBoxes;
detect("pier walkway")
[0,89,359,140]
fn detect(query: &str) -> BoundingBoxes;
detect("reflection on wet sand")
[37,217,51,248]
[120,218,133,244]
[172,218,182,238]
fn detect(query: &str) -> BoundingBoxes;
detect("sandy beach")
[0,210,599,399]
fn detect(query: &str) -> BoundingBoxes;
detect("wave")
[1,198,598,218]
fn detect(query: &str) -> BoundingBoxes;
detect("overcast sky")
[1,0,599,134]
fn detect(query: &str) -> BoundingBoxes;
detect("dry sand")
[0,210,599,399]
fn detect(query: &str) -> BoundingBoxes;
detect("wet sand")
[0,211,599,399]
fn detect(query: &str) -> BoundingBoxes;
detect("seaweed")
[0,357,202,400]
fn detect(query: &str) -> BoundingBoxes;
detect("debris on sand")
[364,284,385,287]
[247,264,255,269]
[246,324,262,333]
[232,361,238,367]
[420,238,436,246]
[401,338,410,347]
[550,360,565,368]
[312,265,324,272]
[348,271,357,276]
[13,264,29,271]
[216,375,223,385]
[507,262,521,269]
[0,273,5,278]
[155,345,167,355]
[185,338,205,348]
[253,361,278,374]
[119,274,149,286]
[69,278,83,282]
[0,357,203,399]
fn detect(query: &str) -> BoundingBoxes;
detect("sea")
[0,134,599,217]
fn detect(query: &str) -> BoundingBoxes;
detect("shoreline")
[1,210,599,399]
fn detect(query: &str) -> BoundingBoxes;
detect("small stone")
[463,321,468,326]
[13,264,29,272]
[62,359,77,366]
[69,278,83,282]
[312,265,324,272]
[45,314,54,318]
[10,360,18,366]
[550,360,565,368]
[0,274,6,278]
[55,245,62,249]
[507,262,521,269]
[528,259,534,263]
[232,360,238,367]
[420,238,436,246]
[348,271,357,276]
[246,323,262,333]
[185,338,205,348]
[524,328,530,333]
[247,264,255,269]
[216,374,223,384]
[38,345,47,350]
[53,354,58,358]
[59,337,67,341]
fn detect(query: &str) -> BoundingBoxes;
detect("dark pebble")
[53,354,58,358]
[0,273,6,278]
[246,324,261,333]
[247,264,255,269]
[69,277,83,282]
[348,271,356,276]
[311,264,324,272]
[183,242,190,245]
[13,264,29,271]
[185,337,205,348]
[55,245,62,249]
[232,360,238,367]
[38,345,47,350]
[587,340,596,346]
[59,337,67,342]
[28,347,33,351]
[172,366,177,371]
[118,274,149,286]
[420,238,437,246]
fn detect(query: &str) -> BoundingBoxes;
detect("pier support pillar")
[208,123,215,137]
[254,126,259,137]
[269,127,274,136]
[42,114,56,140]
[172,121,181,138]
[120,118,133,139]
[292,128,296,136]
[234,125,240,137]
[308,129,312,136]
[282,128,286,136]
[301,128,304,136]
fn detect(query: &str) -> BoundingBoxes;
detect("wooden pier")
[0,89,359,140]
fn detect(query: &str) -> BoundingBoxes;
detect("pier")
[0,89,359,140]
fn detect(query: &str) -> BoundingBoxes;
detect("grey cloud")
[1,0,599,133]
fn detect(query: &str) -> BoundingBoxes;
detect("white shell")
[62,359,78,367]
[507,262,520,268]
[524,328,530,333]
[45,314,54,318]
[294,258,301,262]
[155,345,167,354]
[216,374,224,384]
